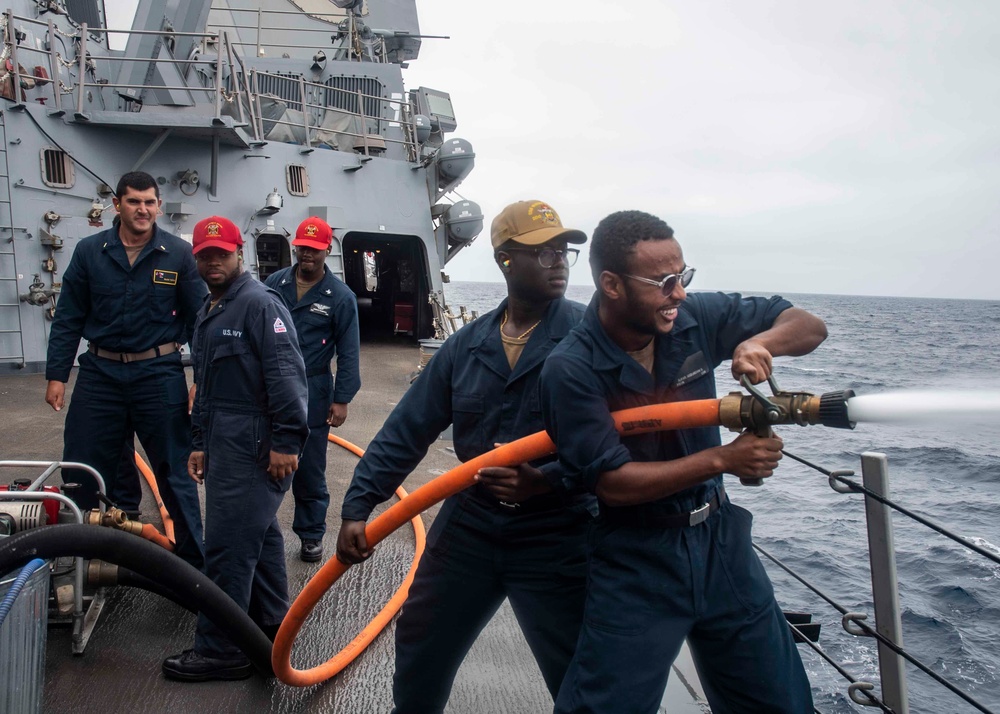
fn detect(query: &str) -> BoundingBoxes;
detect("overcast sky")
[108,0,999,299]
[404,0,1000,300]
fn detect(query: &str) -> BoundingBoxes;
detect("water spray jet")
[846,390,1000,425]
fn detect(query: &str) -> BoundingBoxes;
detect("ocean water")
[444,281,1000,714]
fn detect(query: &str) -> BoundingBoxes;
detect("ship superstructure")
[0,0,482,371]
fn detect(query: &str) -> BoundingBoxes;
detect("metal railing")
[206,7,388,63]
[770,449,997,713]
[1,9,420,157]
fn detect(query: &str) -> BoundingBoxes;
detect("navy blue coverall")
[265,265,360,541]
[540,293,813,714]
[189,271,308,657]
[46,223,206,568]
[341,297,595,713]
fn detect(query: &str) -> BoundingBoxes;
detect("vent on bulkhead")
[40,148,74,189]
[286,164,309,196]
[325,76,383,130]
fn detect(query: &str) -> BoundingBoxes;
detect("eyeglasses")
[504,247,579,268]
[623,267,696,295]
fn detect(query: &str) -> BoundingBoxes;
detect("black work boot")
[162,649,253,682]
[300,539,323,563]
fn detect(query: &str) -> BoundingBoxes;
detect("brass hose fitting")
[84,507,145,535]
[719,388,855,432]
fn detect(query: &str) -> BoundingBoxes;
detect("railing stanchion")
[861,452,910,714]
[298,75,311,148]
[6,10,24,109]
[46,20,61,112]
[212,31,223,124]
[255,8,262,58]
[74,23,87,118]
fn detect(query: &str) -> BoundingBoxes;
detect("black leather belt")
[602,486,727,528]
[89,342,177,363]
[306,365,331,377]
[473,486,570,514]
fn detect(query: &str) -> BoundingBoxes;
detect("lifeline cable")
[272,398,723,686]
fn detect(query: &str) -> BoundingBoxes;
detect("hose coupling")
[84,507,144,535]
[87,559,120,586]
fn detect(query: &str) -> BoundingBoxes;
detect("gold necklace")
[501,310,541,340]
[296,274,321,288]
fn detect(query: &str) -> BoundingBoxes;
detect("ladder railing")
[0,107,25,367]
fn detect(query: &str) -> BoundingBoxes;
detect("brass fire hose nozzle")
[719,389,855,433]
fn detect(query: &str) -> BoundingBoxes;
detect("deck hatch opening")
[255,232,291,281]
[40,149,74,189]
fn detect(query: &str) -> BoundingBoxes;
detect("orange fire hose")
[139,522,175,551]
[272,398,723,686]
[134,451,176,544]
[322,432,427,674]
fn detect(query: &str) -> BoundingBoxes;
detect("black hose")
[116,566,194,613]
[0,525,273,676]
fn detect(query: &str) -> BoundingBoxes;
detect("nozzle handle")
[741,423,770,486]
[737,375,782,486]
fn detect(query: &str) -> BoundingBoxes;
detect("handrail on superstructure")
[2,8,415,147]
[772,449,998,714]
[206,7,389,64]
[246,67,409,154]
[3,9,419,155]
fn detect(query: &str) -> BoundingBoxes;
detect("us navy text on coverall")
[543,293,818,713]
[341,295,593,711]
[189,269,308,659]
[265,246,360,550]
[45,211,205,568]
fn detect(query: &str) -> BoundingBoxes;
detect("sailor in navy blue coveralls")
[162,216,307,682]
[541,210,827,714]
[337,200,593,712]
[44,174,205,569]
[265,217,360,563]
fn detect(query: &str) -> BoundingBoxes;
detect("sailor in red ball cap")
[163,215,309,682]
[264,216,360,564]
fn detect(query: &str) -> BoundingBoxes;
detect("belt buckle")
[498,501,521,509]
[688,502,710,527]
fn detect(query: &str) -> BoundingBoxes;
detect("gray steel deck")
[0,339,706,713]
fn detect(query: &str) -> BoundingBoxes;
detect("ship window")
[40,149,75,189]
[286,164,309,196]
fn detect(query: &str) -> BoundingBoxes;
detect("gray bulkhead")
[0,0,480,371]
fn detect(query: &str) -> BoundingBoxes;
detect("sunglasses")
[504,247,579,268]
[623,267,696,295]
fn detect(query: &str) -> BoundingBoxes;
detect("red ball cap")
[293,217,333,251]
[192,216,243,254]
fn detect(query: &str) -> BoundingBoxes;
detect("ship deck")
[0,338,707,713]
